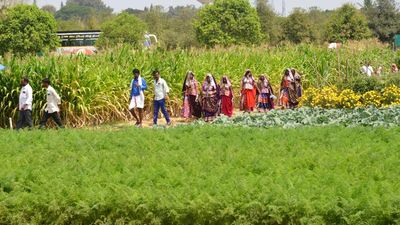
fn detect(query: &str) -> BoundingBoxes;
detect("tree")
[55,0,113,30]
[123,8,144,16]
[306,7,333,43]
[66,0,112,13]
[195,0,262,47]
[363,0,400,42]
[41,4,57,15]
[325,4,371,42]
[96,13,147,48]
[55,3,93,20]
[0,5,59,55]
[283,8,316,43]
[256,0,281,43]
[162,6,199,49]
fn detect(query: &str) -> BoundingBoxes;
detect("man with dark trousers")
[17,77,33,130]
[39,78,64,129]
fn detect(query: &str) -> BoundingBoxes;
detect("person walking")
[240,69,257,113]
[182,71,202,119]
[129,68,147,127]
[152,70,171,126]
[16,77,33,130]
[279,69,298,109]
[256,75,275,112]
[39,78,64,129]
[201,73,219,122]
[219,75,234,117]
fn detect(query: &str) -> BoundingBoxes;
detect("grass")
[0,126,399,224]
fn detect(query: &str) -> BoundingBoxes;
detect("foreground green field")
[0,126,399,224]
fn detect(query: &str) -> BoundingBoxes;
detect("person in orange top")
[219,75,234,117]
[240,69,257,113]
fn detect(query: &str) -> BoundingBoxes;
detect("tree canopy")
[283,8,316,43]
[363,0,400,42]
[55,0,112,30]
[0,5,59,55]
[96,13,146,48]
[256,0,281,43]
[195,0,262,47]
[325,4,371,42]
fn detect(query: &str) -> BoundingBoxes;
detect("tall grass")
[0,43,398,127]
[0,126,399,224]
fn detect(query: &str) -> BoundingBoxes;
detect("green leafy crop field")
[0,126,399,224]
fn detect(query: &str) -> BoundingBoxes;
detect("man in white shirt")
[39,78,64,129]
[17,77,33,130]
[153,70,171,126]
[361,63,374,77]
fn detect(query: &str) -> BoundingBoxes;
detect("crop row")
[211,107,400,128]
[0,44,399,127]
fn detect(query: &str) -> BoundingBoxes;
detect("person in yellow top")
[39,78,64,129]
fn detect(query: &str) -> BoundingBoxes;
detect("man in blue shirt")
[129,68,147,127]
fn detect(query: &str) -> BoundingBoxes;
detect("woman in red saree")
[220,75,234,117]
[240,70,257,113]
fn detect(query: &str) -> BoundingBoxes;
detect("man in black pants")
[17,77,33,130]
[39,78,64,129]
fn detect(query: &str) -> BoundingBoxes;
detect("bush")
[361,90,382,107]
[0,5,59,55]
[382,85,400,106]
[340,76,384,93]
[338,89,361,108]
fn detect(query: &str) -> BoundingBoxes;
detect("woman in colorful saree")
[256,75,275,112]
[279,69,298,109]
[240,69,257,113]
[220,75,234,117]
[182,71,202,119]
[201,74,219,122]
[291,68,303,98]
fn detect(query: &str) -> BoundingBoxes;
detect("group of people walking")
[179,68,302,122]
[16,68,303,129]
[16,77,64,130]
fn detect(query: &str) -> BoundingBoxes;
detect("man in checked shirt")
[39,78,64,129]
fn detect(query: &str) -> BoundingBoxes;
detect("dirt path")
[116,110,245,129]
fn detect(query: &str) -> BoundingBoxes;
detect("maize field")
[0,42,399,127]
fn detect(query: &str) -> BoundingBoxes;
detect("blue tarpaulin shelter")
[395,34,400,49]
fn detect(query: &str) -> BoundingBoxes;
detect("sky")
[36,0,363,14]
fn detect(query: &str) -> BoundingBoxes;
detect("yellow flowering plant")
[300,86,400,109]
[361,91,382,108]
[382,85,400,106]
[338,89,361,108]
